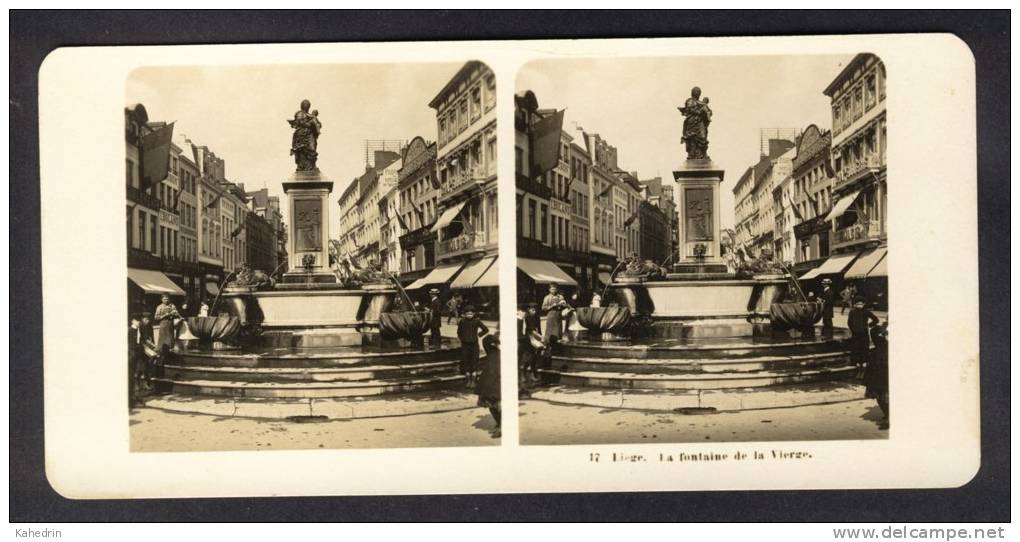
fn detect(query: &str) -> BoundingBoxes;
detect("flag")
[204,192,221,210]
[597,182,614,199]
[173,190,182,211]
[395,212,409,232]
[230,224,244,238]
[529,109,565,179]
[409,198,425,223]
[140,122,175,191]
[623,211,639,228]
[786,192,804,221]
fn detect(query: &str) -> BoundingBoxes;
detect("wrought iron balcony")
[836,154,883,190]
[832,221,882,250]
[436,230,492,258]
[126,185,160,210]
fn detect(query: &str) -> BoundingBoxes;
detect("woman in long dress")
[541,284,567,344]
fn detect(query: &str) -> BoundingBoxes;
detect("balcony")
[832,221,882,250]
[442,166,489,200]
[126,185,160,210]
[436,230,493,259]
[515,173,552,200]
[836,154,883,191]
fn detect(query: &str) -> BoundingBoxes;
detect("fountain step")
[540,364,858,390]
[142,390,480,420]
[550,351,850,375]
[155,374,467,399]
[163,360,460,383]
[170,344,458,369]
[557,335,847,360]
[527,380,864,412]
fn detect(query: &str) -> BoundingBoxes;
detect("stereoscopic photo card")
[38,34,979,498]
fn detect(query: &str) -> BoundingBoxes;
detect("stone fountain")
[533,88,859,412]
[148,101,470,419]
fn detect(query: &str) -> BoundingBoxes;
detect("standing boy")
[456,306,490,387]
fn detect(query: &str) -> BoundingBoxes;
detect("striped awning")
[518,258,578,286]
[845,247,888,279]
[128,268,186,295]
[406,261,465,290]
[800,251,860,280]
[450,256,496,289]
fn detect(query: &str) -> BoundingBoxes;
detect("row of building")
[513,90,679,304]
[732,53,888,307]
[334,61,500,316]
[126,103,288,316]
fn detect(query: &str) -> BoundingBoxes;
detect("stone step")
[549,351,850,375]
[155,373,467,399]
[162,360,459,383]
[558,335,847,360]
[527,380,865,412]
[171,345,458,369]
[142,390,480,420]
[541,364,858,390]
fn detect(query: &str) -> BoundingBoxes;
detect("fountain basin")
[629,278,787,319]
[379,310,432,342]
[770,301,824,330]
[576,306,631,333]
[186,316,241,349]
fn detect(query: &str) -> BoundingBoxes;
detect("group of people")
[128,294,200,408]
[517,284,584,393]
[425,288,501,438]
[817,277,889,426]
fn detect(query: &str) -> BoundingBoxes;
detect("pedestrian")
[864,320,889,428]
[541,284,569,345]
[154,294,181,356]
[446,294,460,324]
[128,315,146,408]
[427,288,443,347]
[518,303,544,390]
[138,314,157,390]
[820,278,836,335]
[456,306,489,387]
[475,334,501,438]
[847,296,880,377]
[839,285,852,315]
[590,291,602,308]
[198,299,210,317]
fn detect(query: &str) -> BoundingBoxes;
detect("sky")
[516,54,854,228]
[127,62,462,239]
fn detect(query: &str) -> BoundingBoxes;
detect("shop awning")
[845,247,888,279]
[128,268,186,296]
[430,201,467,233]
[807,251,861,278]
[868,254,888,277]
[597,272,613,285]
[450,256,496,289]
[205,282,220,296]
[824,190,862,222]
[474,258,500,288]
[518,258,578,286]
[406,261,465,289]
[799,267,823,280]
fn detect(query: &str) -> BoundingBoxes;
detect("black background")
[10,10,1010,522]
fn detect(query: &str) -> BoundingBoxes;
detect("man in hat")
[820,278,836,336]
[428,288,443,347]
[847,296,880,377]
[456,305,489,387]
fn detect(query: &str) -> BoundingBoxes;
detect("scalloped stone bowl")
[769,301,824,329]
[379,310,431,341]
[576,306,632,333]
[186,315,241,343]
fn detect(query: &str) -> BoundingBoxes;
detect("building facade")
[638,200,669,265]
[429,61,499,314]
[790,124,834,275]
[398,137,440,284]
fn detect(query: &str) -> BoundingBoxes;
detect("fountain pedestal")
[672,159,729,276]
[282,169,335,284]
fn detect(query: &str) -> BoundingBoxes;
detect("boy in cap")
[427,288,443,347]
[820,278,836,335]
[847,296,880,377]
[456,305,489,387]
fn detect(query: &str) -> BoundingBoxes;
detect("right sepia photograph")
[515,54,889,445]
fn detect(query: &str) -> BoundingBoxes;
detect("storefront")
[517,257,578,305]
[449,255,499,319]
[127,268,186,318]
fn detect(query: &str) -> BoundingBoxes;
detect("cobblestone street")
[130,405,500,452]
[519,399,888,445]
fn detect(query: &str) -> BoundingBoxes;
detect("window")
[470,87,481,121]
[540,204,548,243]
[459,100,468,131]
[527,200,536,239]
[515,147,524,176]
[484,75,496,111]
[865,73,877,110]
[126,159,135,186]
[149,214,157,254]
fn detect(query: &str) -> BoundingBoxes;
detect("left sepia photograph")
[125,61,501,452]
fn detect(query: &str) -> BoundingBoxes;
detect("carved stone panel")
[294,198,322,252]
[684,187,714,242]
